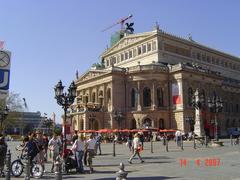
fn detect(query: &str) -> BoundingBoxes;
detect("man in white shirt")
[71,134,85,173]
[128,133,144,164]
[175,130,181,147]
[48,134,62,173]
[85,134,96,173]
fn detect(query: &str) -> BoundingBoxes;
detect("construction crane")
[102,14,133,32]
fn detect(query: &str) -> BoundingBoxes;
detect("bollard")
[165,137,168,152]
[116,162,128,180]
[230,134,233,146]
[24,154,30,180]
[5,150,11,180]
[180,136,184,150]
[193,135,196,149]
[113,140,116,157]
[150,138,153,153]
[205,135,208,148]
[55,156,62,180]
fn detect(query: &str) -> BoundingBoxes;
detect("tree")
[0,92,24,133]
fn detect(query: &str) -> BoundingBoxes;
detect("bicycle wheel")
[11,160,24,177]
[31,163,44,178]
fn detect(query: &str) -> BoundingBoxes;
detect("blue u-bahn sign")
[0,69,10,90]
[0,50,11,99]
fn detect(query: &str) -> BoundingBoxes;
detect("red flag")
[0,41,4,49]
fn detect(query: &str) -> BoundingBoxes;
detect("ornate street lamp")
[54,80,77,151]
[191,89,205,137]
[113,110,124,129]
[207,95,223,141]
[0,106,9,133]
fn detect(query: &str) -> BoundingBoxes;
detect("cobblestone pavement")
[5,139,240,180]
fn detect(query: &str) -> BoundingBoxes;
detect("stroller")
[62,149,77,173]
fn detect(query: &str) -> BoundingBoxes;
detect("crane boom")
[102,14,133,32]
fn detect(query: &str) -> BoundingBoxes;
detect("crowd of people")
[0,129,162,177]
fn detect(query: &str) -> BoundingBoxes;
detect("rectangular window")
[129,50,132,59]
[147,43,151,52]
[211,57,215,64]
[225,62,228,67]
[202,54,206,61]
[117,55,120,63]
[142,44,146,54]
[207,56,210,63]
[197,53,201,60]
[133,48,137,57]
[192,52,196,59]
[106,60,109,66]
[152,41,157,51]
[137,46,142,55]
[216,58,219,65]
[121,53,124,61]
[125,52,128,60]
[111,56,116,64]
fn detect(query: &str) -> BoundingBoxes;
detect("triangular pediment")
[102,31,156,56]
[77,69,108,82]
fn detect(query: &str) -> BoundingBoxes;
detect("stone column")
[194,89,205,137]
[152,81,156,110]
[137,81,142,111]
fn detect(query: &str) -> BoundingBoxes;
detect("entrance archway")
[143,118,152,128]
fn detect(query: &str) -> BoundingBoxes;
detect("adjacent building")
[69,25,240,137]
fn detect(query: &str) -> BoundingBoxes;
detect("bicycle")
[11,153,44,178]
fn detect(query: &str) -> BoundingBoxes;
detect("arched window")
[188,87,193,106]
[131,88,137,108]
[143,87,151,107]
[157,87,164,107]
[159,119,164,129]
[143,118,152,128]
[98,90,103,106]
[107,88,111,103]
[92,92,96,103]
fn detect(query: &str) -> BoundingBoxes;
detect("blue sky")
[0,0,239,122]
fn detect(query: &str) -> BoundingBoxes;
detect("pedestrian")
[43,133,49,162]
[72,130,78,144]
[35,131,45,172]
[48,133,62,173]
[128,133,144,164]
[85,134,97,173]
[175,130,181,147]
[0,134,7,177]
[139,132,144,148]
[95,133,102,155]
[127,133,133,152]
[71,133,85,173]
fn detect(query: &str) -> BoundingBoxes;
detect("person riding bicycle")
[17,136,39,163]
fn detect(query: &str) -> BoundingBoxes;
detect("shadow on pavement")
[143,156,173,160]
[94,176,181,180]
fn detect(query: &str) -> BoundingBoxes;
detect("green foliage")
[91,62,105,69]
[0,92,25,131]
[54,127,62,136]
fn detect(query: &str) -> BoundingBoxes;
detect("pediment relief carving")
[78,70,107,81]
[103,32,155,56]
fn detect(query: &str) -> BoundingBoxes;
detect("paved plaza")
[6,139,240,180]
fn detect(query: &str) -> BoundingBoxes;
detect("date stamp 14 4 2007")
[179,158,221,167]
